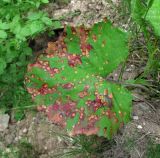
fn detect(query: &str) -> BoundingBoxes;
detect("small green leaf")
[19,26,31,38]
[42,17,53,26]
[35,2,40,8]
[2,0,11,2]
[0,21,9,30]
[0,30,7,39]
[41,0,49,3]
[14,111,25,121]
[27,12,43,21]
[52,20,62,29]
[29,21,45,34]
[0,58,6,74]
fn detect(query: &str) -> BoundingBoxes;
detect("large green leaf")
[26,20,132,138]
[0,20,9,30]
[146,0,160,36]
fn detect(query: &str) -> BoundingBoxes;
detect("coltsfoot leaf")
[25,19,132,138]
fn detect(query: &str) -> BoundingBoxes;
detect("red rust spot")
[92,35,97,42]
[109,93,113,99]
[78,91,88,98]
[67,54,82,67]
[103,17,107,22]
[62,83,74,89]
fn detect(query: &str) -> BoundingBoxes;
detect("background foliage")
[129,0,160,80]
[0,0,61,119]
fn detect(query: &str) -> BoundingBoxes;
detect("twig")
[132,94,156,112]
[106,79,150,92]
[135,132,151,143]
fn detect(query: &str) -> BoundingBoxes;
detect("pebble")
[5,148,11,153]
[137,125,143,129]
[0,142,5,150]
[0,114,10,132]
[5,134,15,145]
[15,137,18,141]
[133,116,139,120]
[139,103,150,111]
[23,128,28,133]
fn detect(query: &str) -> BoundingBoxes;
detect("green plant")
[25,19,132,138]
[119,0,160,92]
[0,0,61,119]
[17,140,38,158]
[147,142,160,158]
[129,0,160,78]
[53,0,71,6]
[0,146,19,158]
[0,140,38,158]
[53,133,115,158]
[146,0,160,37]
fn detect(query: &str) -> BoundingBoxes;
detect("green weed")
[147,143,160,158]
[120,0,160,93]
[0,140,38,158]
[52,133,115,158]
[0,0,61,120]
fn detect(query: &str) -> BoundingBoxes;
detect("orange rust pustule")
[62,83,74,89]
[38,84,56,95]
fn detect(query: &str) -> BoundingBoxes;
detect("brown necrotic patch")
[42,88,115,136]
[67,54,82,67]
[62,83,74,89]
[38,84,56,95]
[92,34,97,42]
[44,26,93,69]
[27,85,57,99]
[78,27,93,57]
